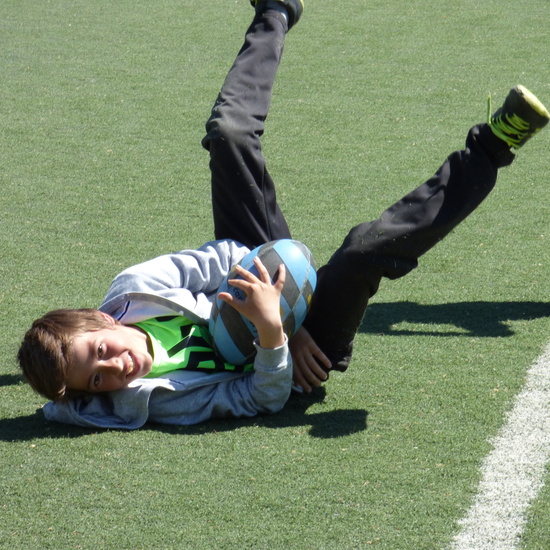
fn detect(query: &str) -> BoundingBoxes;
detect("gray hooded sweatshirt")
[43,239,293,429]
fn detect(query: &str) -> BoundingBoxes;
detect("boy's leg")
[304,86,549,371]
[202,1,303,249]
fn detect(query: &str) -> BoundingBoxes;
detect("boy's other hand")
[289,326,331,392]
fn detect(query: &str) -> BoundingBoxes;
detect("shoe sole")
[515,85,550,122]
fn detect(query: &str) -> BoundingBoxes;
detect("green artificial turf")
[1,1,549,548]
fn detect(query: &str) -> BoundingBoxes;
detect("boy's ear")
[99,311,117,326]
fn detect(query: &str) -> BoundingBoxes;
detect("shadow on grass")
[0,388,368,442]
[0,374,24,387]
[0,411,93,441]
[151,387,369,439]
[360,300,550,337]
[1,373,98,440]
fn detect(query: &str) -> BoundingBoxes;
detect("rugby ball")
[209,239,317,365]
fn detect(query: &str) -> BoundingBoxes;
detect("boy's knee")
[202,112,254,152]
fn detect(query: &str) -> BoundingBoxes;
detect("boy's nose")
[101,357,124,373]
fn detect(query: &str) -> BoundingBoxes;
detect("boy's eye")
[92,373,101,389]
[97,344,104,359]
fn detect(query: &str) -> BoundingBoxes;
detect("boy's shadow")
[154,387,369,439]
[0,373,90,441]
[0,410,82,441]
[0,386,368,442]
[360,300,550,337]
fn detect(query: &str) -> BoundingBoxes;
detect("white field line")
[450,341,550,549]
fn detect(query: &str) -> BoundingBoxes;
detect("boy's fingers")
[253,257,274,285]
[293,367,312,393]
[292,352,327,392]
[311,345,331,371]
[253,256,267,271]
[233,264,258,282]
[227,277,250,291]
[307,359,329,382]
[218,292,249,316]
[275,264,286,289]
[218,291,238,304]
[232,260,285,290]
[293,362,324,393]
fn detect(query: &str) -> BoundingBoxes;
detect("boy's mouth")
[126,354,139,378]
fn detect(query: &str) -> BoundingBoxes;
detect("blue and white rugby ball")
[209,239,317,365]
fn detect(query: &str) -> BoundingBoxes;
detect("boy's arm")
[103,239,250,299]
[100,240,250,321]
[173,258,291,420]
[152,340,293,424]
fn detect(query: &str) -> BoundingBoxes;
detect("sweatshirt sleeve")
[101,239,250,303]
[146,338,293,425]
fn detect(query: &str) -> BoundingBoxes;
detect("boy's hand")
[218,257,286,350]
[289,326,331,392]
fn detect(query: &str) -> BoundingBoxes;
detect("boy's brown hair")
[18,308,115,402]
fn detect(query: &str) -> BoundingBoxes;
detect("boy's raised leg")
[202,1,303,249]
[304,86,549,372]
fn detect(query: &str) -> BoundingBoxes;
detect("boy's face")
[66,323,153,393]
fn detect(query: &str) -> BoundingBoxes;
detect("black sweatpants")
[202,8,515,369]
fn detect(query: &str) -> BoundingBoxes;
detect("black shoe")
[250,0,304,30]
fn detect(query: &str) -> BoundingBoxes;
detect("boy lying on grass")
[17,0,549,428]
